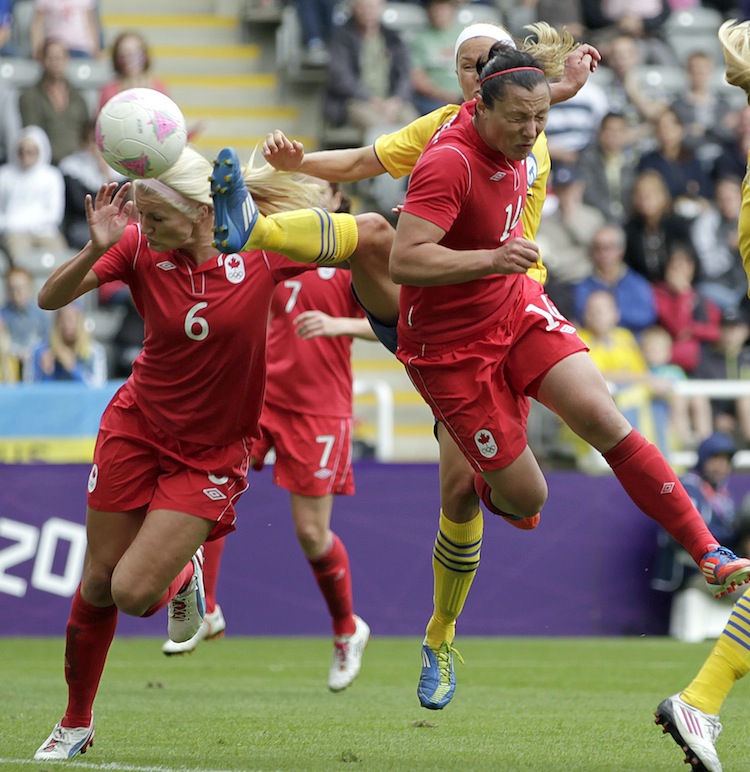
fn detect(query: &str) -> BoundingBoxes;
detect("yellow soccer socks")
[244,208,359,265]
[425,509,483,649]
[681,589,750,715]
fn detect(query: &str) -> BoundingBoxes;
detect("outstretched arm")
[262,130,387,182]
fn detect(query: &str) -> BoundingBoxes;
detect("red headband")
[480,66,545,86]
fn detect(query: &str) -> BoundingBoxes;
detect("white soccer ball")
[95,87,188,178]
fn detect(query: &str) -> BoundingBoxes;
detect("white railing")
[353,378,394,461]
[669,380,750,469]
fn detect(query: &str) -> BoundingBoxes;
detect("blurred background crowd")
[3,0,750,476]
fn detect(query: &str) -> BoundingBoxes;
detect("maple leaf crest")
[228,255,241,269]
[477,432,490,445]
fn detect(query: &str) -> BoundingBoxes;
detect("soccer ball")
[95,87,188,178]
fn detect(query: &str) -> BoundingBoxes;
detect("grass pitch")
[1,636,749,771]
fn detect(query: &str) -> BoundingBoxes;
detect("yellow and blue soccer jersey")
[373,103,550,285]
[740,151,750,292]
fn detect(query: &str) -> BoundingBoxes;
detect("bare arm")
[389,212,540,287]
[549,44,601,105]
[38,183,133,310]
[294,310,378,341]
[262,130,387,182]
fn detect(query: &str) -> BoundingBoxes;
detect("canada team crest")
[474,429,498,458]
[224,254,246,284]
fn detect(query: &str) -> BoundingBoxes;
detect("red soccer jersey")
[92,222,311,446]
[398,101,528,347]
[263,267,362,417]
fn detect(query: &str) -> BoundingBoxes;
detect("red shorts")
[87,386,250,539]
[253,405,354,497]
[398,277,587,471]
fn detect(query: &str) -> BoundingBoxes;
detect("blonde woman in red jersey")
[32,149,389,761]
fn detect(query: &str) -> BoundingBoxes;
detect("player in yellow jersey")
[652,20,750,772]
[211,22,601,712]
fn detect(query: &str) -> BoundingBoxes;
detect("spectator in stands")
[323,0,417,138]
[578,111,638,223]
[535,163,606,321]
[571,289,658,458]
[599,33,667,149]
[652,243,721,374]
[19,38,91,166]
[572,222,657,333]
[98,30,169,113]
[713,105,750,184]
[0,0,15,56]
[294,0,336,67]
[0,315,19,382]
[543,77,609,165]
[671,50,739,174]
[640,324,707,451]
[30,0,100,59]
[29,302,106,385]
[0,266,51,379]
[410,0,463,116]
[509,0,585,40]
[653,433,742,595]
[636,107,712,208]
[624,169,696,283]
[692,306,750,445]
[690,175,747,314]
[0,125,67,267]
[59,119,125,250]
[581,0,675,65]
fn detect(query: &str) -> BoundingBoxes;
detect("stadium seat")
[66,60,112,90]
[456,4,503,27]
[0,57,40,89]
[666,30,724,66]
[14,247,77,279]
[632,64,689,102]
[664,6,724,36]
[381,2,428,42]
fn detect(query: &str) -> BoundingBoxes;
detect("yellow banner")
[0,438,96,463]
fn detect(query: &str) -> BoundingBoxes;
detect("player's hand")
[559,43,601,96]
[262,130,305,171]
[86,182,133,253]
[491,237,540,275]
[294,310,341,339]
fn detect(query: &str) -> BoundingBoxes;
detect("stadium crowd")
[1,0,750,465]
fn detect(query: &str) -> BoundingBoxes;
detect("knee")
[295,522,329,558]
[354,212,393,260]
[80,564,115,607]
[441,470,479,520]
[110,573,156,617]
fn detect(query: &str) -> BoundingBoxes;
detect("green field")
[1,636,748,771]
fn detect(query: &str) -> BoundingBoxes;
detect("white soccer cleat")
[167,549,206,643]
[655,693,723,772]
[328,615,370,692]
[34,717,95,760]
[162,604,226,655]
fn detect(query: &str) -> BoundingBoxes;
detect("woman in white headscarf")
[0,124,68,265]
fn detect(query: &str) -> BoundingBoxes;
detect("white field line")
[0,760,268,772]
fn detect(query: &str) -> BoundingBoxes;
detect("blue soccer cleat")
[699,546,750,598]
[417,640,463,710]
[210,147,258,253]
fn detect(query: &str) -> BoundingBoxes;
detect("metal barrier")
[353,378,394,461]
